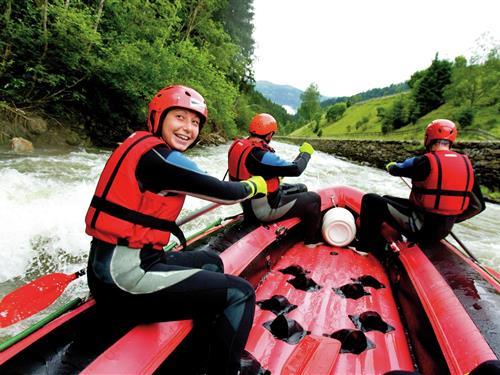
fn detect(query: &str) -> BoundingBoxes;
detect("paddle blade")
[0,272,77,328]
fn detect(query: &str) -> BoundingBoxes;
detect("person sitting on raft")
[227,113,323,248]
[85,85,267,375]
[357,119,485,256]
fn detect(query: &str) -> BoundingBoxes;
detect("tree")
[412,54,452,116]
[297,83,320,122]
[0,0,258,145]
[455,107,475,127]
[390,97,408,129]
[326,102,347,122]
[216,0,255,88]
[445,50,499,107]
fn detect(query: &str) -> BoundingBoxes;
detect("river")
[0,141,499,340]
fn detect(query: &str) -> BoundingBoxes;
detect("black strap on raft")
[91,196,187,249]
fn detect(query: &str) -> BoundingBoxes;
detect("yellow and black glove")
[385,161,397,172]
[299,142,314,156]
[242,176,267,198]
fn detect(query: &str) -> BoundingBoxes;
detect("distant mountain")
[255,80,409,112]
[255,81,330,113]
[320,83,409,107]
[255,81,303,111]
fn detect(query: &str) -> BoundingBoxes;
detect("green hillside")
[290,53,499,142]
[290,94,499,141]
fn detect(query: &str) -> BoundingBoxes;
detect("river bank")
[2,106,498,203]
[276,136,500,203]
[0,105,226,149]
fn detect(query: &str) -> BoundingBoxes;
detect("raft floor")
[246,242,414,374]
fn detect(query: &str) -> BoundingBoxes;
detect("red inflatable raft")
[0,186,498,374]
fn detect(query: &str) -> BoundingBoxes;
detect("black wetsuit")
[87,144,255,375]
[358,154,486,256]
[241,146,322,244]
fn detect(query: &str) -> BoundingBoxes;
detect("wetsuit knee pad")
[200,249,224,273]
[223,276,255,331]
[226,275,255,303]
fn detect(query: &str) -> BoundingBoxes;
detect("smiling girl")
[84,85,266,375]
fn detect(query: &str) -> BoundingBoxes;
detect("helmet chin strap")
[154,110,170,136]
[250,132,273,143]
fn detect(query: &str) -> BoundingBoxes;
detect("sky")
[252,0,500,98]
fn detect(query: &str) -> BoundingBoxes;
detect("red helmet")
[424,119,457,147]
[248,113,278,136]
[147,85,208,134]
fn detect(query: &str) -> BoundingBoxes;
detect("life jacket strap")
[90,195,186,249]
[411,187,471,197]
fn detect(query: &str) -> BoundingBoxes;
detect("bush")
[313,121,320,134]
[455,107,475,127]
[381,122,393,134]
[355,115,369,129]
[326,102,347,122]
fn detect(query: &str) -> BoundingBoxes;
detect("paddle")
[0,202,221,328]
[0,270,85,328]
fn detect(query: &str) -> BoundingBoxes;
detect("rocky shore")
[276,136,500,203]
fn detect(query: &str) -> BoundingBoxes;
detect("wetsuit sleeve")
[387,155,430,181]
[455,180,486,223]
[136,146,253,204]
[245,148,311,178]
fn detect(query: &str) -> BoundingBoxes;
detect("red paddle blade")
[0,272,77,328]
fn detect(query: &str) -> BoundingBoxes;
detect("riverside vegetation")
[0,0,289,147]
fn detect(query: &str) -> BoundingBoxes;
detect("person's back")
[357,119,485,255]
[228,113,323,247]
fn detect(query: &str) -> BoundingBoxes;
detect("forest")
[0,0,288,146]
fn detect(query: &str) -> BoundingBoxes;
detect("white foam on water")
[1,142,498,285]
[0,150,107,282]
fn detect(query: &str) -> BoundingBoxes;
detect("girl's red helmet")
[424,119,457,147]
[147,85,208,134]
[248,113,278,136]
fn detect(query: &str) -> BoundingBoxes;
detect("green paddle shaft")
[0,298,82,352]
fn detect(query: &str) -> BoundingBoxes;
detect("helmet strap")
[250,132,273,143]
[149,111,156,134]
[155,109,170,137]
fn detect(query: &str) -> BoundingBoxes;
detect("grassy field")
[290,94,499,141]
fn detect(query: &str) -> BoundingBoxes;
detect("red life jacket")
[410,150,474,215]
[85,131,186,250]
[227,137,280,193]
